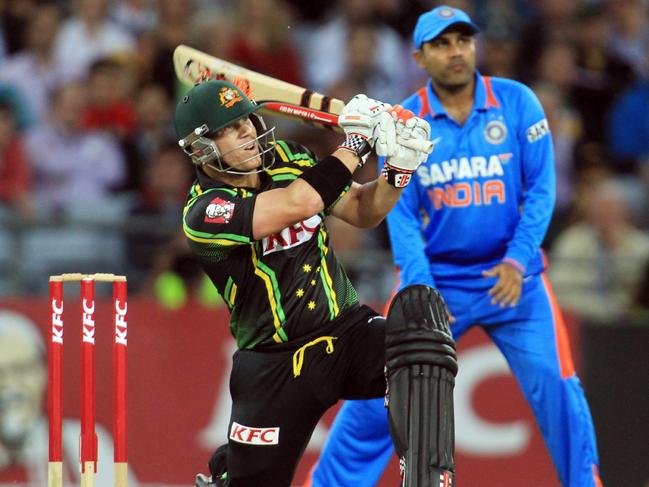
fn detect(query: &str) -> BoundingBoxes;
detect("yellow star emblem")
[303,264,312,272]
[307,301,316,310]
[296,288,305,298]
[311,279,316,286]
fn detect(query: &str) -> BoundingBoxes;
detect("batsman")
[174,79,458,486]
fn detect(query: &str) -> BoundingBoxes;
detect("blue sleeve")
[381,157,436,289]
[504,85,556,272]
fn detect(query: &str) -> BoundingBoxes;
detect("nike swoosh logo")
[430,136,443,147]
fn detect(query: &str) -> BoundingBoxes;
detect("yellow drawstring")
[292,336,337,377]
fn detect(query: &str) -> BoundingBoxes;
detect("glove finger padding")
[374,111,397,157]
[397,117,432,165]
[397,117,430,144]
[391,104,415,124]
[338,94,391,141]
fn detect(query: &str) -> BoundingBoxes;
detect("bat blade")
[173,45,433,153]
[173,44,344,128]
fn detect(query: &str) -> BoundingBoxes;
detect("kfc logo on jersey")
[262,214,321,255]
[229,422,279,445]
[205,197,235,224]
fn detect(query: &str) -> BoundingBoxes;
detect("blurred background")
[0,0,648,486]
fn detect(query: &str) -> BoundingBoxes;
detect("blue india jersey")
[385,73,556,289]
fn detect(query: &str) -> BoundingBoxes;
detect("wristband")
[337,133,372,166]
[382,163,414,188]
[299,155,353,209]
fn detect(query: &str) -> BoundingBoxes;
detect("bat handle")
[401,138,434,154]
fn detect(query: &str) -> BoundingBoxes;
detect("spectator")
[188,8,236,61]
[0,0,39,56]
[571,3,635,145]
[141,0,193,98]
[516,0,579,84]
[53,0,136,81]
[567,142,620,225]
[607,0,649,78]
[83,56,138,138]
[110,0,158,38]
[629,259,649,325]
[127,142,192,290]
[19,82,129,289]
[475,0,525,42]
[533,82,582,238]
[148,231,212,309]
[550,177,649,324]
[226,0,304,87]
[301,0,410,102]
[326,22,401,106]
[0,4,66,124]
[0,101,33,219]
[479,31,519,79]
[24,81,126,213]
[373,0,428,41]
[606,69,649,184]
[82,54,140,191]
[535,38,579,95]
[283,0,332,23]
[130,83,175,184]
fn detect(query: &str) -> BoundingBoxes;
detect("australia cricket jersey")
[182,141,359,349]
[387,73,556,288]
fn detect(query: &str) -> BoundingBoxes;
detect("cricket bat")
[172,44,433,154]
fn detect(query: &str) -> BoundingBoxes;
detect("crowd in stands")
[1,0,649,324]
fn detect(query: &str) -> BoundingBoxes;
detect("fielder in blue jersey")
[306,6,603,487]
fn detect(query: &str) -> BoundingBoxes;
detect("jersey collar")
[421,71,500,119]
[195,166,226,189]
[194,165,270,191]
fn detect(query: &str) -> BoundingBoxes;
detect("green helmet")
[175,80,276,174]
[174,80,259,140]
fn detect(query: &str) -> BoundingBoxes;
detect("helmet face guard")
[175,80,276,175]
[178,113,276,175]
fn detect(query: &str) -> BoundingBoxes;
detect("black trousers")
[226,305,386,486]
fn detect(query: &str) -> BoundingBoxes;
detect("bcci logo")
[484,120,507,145]
[437,7,455,18]
[219,87,243,108]
[205,197,236,224]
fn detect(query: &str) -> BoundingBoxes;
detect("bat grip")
[401,138,434,154]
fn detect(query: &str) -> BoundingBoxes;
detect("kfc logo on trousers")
[229,422,280,445]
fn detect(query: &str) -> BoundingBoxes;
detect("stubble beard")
[435,71,474,95]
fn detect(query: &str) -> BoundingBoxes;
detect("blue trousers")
[308,274,602,487]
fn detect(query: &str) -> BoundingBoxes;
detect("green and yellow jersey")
[182,140,359,349]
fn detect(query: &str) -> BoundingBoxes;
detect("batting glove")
[373,111,398,158]
[338,94,391,165]
[382,110,433,188]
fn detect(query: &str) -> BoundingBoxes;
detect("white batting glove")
[338,94,391,164]
[373,111,397,158]
[382,109,432,188]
